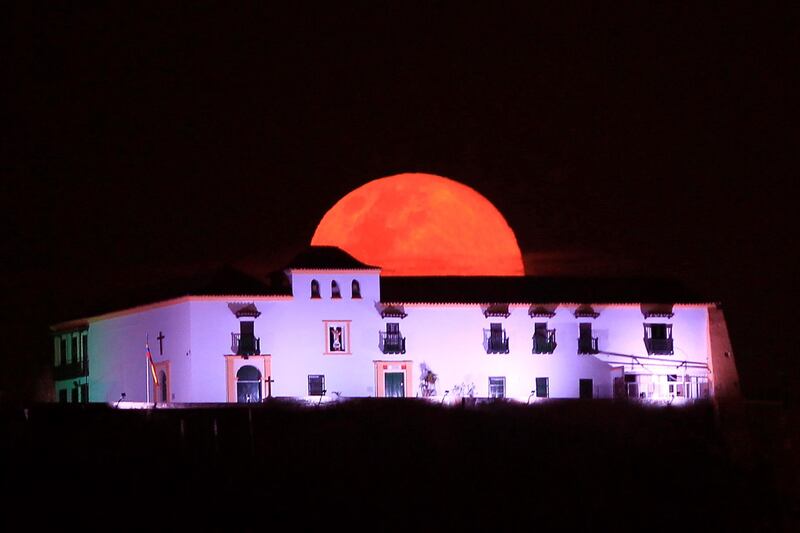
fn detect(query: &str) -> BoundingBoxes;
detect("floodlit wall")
[61,271,718,404]
[189,298,286,402]
[382,305,612,400]
[271,271,383,397]
[185,271,383,401]
[588,305,710,373]
[86,301,191,403]
[371,304,710,401]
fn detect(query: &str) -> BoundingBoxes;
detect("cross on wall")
[157,331,165,355]
[265,375,274,398]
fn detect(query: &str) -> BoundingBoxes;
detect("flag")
[146,340,159,385]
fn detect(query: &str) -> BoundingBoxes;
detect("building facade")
[50,247,741,405]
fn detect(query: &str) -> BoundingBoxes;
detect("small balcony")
[379,331,406,354]
[532,330,557,354]
[232,333,261,356]
[644,338,673,355]
[53,359,88,381]
[484,329,509,354]
[577,336,599,354]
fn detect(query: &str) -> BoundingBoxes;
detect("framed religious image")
[323,320,351,354]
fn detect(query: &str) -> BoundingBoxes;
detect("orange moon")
[311,173,524,276]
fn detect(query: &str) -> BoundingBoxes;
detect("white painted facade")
[51,250,741,405]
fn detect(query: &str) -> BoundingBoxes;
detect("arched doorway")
[158,370,168,403]
[152,361,170,404]
[237,365,262,403]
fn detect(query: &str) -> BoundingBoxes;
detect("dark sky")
[3,2,796,402]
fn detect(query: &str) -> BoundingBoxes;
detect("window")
[331,280,341,299]
[71,335,79,363]
[71,386,79,403]
[666,374,684,397]
[311,280,321,299]
[380,322,406,354]
[532,322,556,354]
[308,375,325,396]
[489,377,506,399]
[650,324,668,339]
[236,321,259,356]
[324,321,350,354]
[579,378,593,399]
[81,333,88,364]
[535,377,549,398]
[578,323,598,354]
[81,383,89,404]
[351,279,361,299]
[485,323,509,353]
[53,330,89,382]
[624,374,639,398]
[643,323,674,355]
[58,389,67,403]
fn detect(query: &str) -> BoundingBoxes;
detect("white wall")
[73,271,714,403]
[258,300,711,401]
[87,301,192,403]
[383,304,615,400]
[185,271,383,401]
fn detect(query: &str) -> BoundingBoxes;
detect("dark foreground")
[1,399,796,530]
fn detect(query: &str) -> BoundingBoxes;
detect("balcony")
[644,338,673,355]
[578,336,599,354]
[53,359,88,381]
[379,331,406,354]
[231,333,261,356]
[532,330,557,354]
[484,329,509,354]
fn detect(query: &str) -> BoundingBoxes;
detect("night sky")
[3,2,795,402]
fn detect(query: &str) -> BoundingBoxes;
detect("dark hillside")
[1,400,795,530]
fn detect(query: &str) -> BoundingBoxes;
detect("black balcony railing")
[379,331,406,354]
[578,336,599,354]
[644,338,673,355]
[53,359,88,381]
[532,330,557,354]
[232,333,261,356]
[484,329,510,354]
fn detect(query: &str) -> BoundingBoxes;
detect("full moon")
[311,173,524,276]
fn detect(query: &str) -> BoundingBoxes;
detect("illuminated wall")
[53,267,723,403]
[85,301,191,403]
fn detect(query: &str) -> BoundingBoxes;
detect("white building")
[50,246,741,405]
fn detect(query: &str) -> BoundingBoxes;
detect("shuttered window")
[535,377,549,398]
[308,375,325,396]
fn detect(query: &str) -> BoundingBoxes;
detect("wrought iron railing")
[379,331,406,354]
[231,333,261,356]
[53,359,89,381]
[644,338,673,355]
[483,329,510,354]
[577,336,599,354]
[532,330,557,354]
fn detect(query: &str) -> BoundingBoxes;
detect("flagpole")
[146,333,150,404]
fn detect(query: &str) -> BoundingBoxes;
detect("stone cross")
[265,375,274,398]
